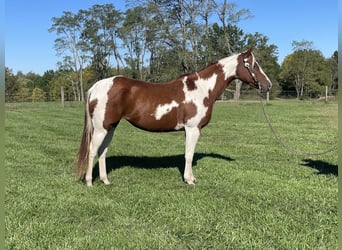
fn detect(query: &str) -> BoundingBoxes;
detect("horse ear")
[245,48,253,56]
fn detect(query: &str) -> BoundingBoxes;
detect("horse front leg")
[184,127,200,185]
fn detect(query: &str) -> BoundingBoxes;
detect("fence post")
[266,91,270,103]
[61,86,64,107]
[325,85,328,103]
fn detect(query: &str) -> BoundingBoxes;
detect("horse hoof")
[101,179,110,185]
[184,175,196,185]
[184,179,196,185]
[86,181,93,187]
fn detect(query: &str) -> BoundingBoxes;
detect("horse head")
[236,48,272,93]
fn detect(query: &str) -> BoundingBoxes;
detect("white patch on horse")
[218,54,239,80]
[257,62,272,86]
[88,76,116,129]
[175,74,217,129]
[154,100,179,120]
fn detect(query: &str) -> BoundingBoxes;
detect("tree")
[15,87,31,102]
[35,70,56,95]
[279,41,330,98]
[205,23,245,63]
[289,40,314,98]
[49,11,87,101]
[136,0,202,77]
[49,73,64,101]
[199,0,217,65]
[328,51,338,93]
[5,67,19,102]
[31,88,45,102]
[44,2,284,97]
[216,0,252,55]
[80,4,123,80]
[24,71,41,89]
[119,6,150,79]
[292,40,314,52]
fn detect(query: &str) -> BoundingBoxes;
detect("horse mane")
[176,72,192,79]
[198,61,219,71]
[175,61,219,81]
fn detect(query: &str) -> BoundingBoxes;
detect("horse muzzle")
[259,81,272,93]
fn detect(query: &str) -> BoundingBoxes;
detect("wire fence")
[220,89,338,101]
[5,92,76,103]
[5,88,339,105]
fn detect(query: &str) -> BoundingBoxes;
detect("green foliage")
[278,40,336,98]
[36,70,56,93]
[49,74,65,100]
[5,101,337,249]
[328,51,338,91]
[31,88,45,102]
[81,4,123,80]
[5,67,18,102]
[205,23,245,62]
[15,87,31,102]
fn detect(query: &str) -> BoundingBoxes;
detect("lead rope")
[258,94,337,157]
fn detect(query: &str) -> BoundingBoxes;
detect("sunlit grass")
[5,100,337,249]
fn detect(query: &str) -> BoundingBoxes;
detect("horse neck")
[197,54,238,103]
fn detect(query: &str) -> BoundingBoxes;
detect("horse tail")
[76,94,93,180]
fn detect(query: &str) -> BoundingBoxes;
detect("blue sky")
[5,0,337,75]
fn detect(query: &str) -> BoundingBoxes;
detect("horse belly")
[126,107,179,132]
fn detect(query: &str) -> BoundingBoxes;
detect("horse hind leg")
[97,127,115,185]
[85,127,112,186]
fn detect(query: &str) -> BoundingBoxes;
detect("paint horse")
[76,49,272,186]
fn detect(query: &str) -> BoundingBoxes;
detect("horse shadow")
[301,159,338,176]
[92,152,235,181]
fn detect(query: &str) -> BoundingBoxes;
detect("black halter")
[243,58,260,88]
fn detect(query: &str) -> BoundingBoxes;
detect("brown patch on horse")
[177,102,197,124]
[102,77,127,131]
[88,99,98,118]
[185,75,198,91]
[199,106,213,129]
[203,96,210,107]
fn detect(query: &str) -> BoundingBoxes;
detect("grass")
[5,100,337,249]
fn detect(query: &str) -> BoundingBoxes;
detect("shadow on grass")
[301,159,338,176]
[92,152,234,181]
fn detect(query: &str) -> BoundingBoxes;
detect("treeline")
[5,1,338,102]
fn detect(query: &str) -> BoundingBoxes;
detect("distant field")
[5,100,337,249]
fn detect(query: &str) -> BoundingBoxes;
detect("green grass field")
[5,100,337,249]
